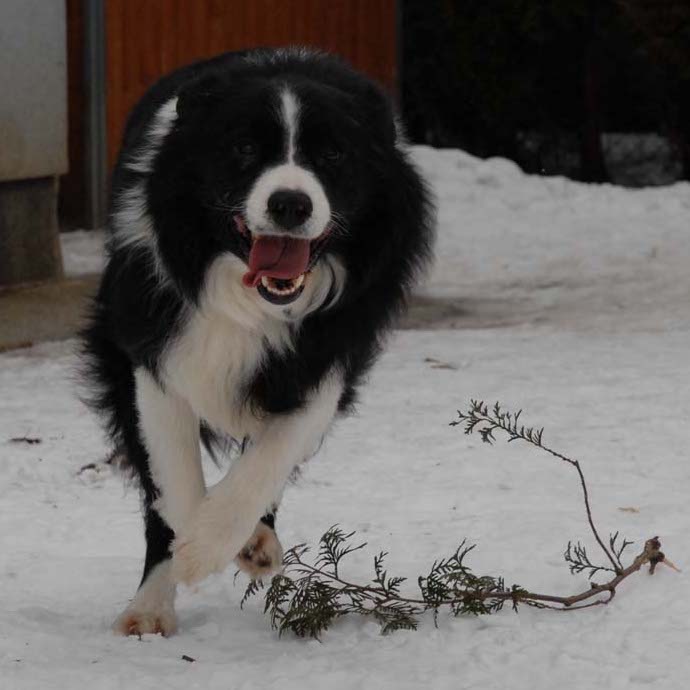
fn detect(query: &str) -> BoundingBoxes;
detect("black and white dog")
[82,48,433,636]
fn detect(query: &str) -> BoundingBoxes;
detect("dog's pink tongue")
[242,235,310,287]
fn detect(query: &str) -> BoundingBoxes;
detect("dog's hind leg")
[113,368,205,636]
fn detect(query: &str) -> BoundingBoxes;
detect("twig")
[9,436,42,445]
[452,401,620,572]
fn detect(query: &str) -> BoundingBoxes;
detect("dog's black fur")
[81,48,433,623]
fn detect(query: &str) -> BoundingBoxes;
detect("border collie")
[82,47,433,636]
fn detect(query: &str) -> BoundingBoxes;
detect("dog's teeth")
[259,274,305,296]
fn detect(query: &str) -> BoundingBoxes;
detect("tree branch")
[243,401,676,639]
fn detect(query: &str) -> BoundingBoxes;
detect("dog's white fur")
[135,368,205,533]
[125,97,179,175]
[110,183,172,287]
[110,97,180,284]
[282,89,299,162]
[244,89,331,239]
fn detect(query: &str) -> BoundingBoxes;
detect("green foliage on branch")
[243,527,522,639]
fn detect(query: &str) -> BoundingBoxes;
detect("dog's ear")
[175,74,225,121]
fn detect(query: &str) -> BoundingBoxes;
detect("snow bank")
[412,146,690,330]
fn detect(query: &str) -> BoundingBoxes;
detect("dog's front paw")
[236,522,284,580]
[113,561,177,636]
[113,606,177,637]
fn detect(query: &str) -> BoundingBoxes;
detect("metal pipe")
[84,0,107,229]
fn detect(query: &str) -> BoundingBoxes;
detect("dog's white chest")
[162,309,281,438]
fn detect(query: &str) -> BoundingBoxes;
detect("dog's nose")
[267,189,313,230]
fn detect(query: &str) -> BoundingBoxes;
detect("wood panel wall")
[104,0,398,170]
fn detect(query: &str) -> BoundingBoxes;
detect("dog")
[82,47,433,636]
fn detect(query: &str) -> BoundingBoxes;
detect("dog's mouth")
[234,215,330,305]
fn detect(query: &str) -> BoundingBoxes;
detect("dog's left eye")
[320,145,343,164]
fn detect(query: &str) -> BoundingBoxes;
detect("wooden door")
[105,0,398,170]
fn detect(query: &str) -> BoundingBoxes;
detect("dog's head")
[145,51,406,321]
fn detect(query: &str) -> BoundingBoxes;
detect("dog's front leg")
[171,372,342,586]
[235,510,284,580]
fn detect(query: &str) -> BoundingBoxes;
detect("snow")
[5,147,689,688]
[413,146,690,332]
[60,229,105,277]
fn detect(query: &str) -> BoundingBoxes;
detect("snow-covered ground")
[4,148,689,689]
[59,229,106,277]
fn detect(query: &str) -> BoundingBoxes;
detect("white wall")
[0,0,67,181]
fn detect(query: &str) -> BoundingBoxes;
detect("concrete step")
[0,275,99,352]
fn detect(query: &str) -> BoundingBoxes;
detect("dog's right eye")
[234,140,257,159]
